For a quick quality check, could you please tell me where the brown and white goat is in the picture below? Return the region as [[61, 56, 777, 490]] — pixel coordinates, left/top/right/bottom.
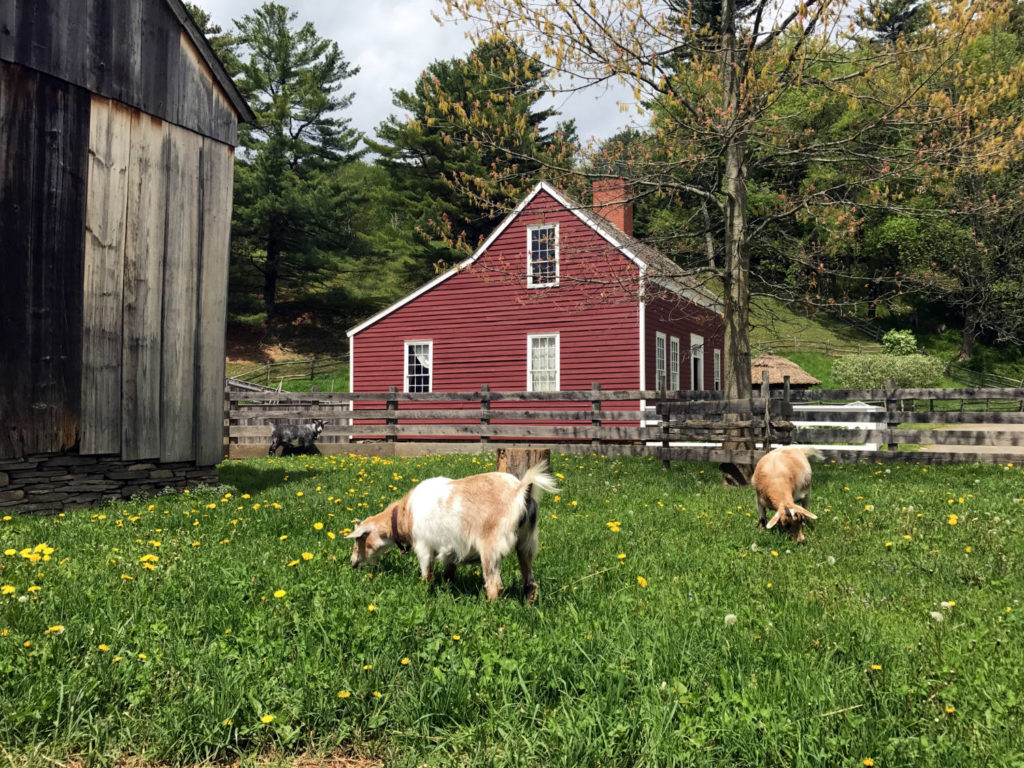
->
[[752, 446, 822, 543], [346, 462, 558, 602]]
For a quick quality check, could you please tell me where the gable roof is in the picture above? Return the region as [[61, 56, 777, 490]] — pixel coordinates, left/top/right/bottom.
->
[[171, 0, 256, 123], [347, 180, 722, 338]]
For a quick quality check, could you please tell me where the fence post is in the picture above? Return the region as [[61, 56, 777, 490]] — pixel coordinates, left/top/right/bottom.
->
[[310, 353, 317, 381], [591, 382, 602, 451], [761, 370, 772, 450], [661, 386, 671, 470], [386, 385, 398, 443], [480, 384, 490, 447], [781, 374, 792, 445], [885, 378, 897, 451]]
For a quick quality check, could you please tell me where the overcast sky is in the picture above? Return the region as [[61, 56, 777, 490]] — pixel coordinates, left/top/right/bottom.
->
[[195, 0, 640, 147]]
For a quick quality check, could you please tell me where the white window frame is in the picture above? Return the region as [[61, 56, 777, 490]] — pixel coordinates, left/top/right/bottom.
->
[[526, 223, 559, 288], [669, 336, 680, 391], [655, 332, 667, 391], [527, 333, 560, 392], [713, 348, 722, 391], [690, 333, 705, 391], [403, 340, 433, 393]]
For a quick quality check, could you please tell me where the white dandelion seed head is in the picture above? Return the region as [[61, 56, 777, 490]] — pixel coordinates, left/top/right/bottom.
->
[[724, 614, 738, 626], [907, 505, 915, 513], [940, 601, 952, 609], [17, 595, 28, 603], [827, 556, 836, 566], [930, 611, 944, 623], [993, 516, 1001, 523], [750, 543, 758, 552]]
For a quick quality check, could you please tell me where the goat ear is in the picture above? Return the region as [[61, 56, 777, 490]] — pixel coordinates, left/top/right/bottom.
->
[[766, 511, 781, 529], [346, 524, 370, 540], [802, 510, 818, 520]]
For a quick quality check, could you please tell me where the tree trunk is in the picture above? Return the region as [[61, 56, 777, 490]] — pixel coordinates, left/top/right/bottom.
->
[[496, 448, 551, 478], [957, 313, 977, 362], [263, 235, 280, 320], [717, 0, 756, 486]]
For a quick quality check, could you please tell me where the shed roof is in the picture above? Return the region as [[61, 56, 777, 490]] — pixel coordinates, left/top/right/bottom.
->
[[347, 180, 722, 338], [751, 353, 822, 386]]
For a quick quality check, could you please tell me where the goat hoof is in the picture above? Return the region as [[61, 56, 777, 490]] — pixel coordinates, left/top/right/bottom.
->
[[524, 583, 538, 604]]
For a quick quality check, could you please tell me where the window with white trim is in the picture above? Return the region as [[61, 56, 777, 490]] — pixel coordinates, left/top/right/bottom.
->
[[669, 336, 680, 390], [404, 340, 432, 393], [690, 333, 704, 391], [527, 333, 559, 391], [655, 332, 667, 391], [527, 224, 559, 287], [713, 349, 722, 391]]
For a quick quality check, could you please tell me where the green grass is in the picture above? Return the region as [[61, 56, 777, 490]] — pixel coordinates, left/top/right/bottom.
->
[[4, 454, 1022, 767]]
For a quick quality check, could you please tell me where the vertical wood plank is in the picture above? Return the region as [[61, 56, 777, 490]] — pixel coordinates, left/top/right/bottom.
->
[[0, 61, 89, 458], [195, 137, 234, 466], [160, 123, 202, 462], [0, 0, 14, 61], [81, 95, 131, 455], [121, 111, 166, 460]]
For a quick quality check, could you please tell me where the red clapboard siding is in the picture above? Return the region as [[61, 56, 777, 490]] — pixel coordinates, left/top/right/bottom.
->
[[645, 293, 724, 391], [352, 189, 642, 400]]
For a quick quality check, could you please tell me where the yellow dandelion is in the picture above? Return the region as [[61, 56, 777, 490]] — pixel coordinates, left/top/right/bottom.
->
[[1, 585, 14, 595], [401, 657, 411, 665], [260, 714, 274, 724], [617, 553, 626, 560], [137, 653, 147, 659], [338, 690, 351, 698], [452, 634, 461, 641], [273, 589, 286, 599], [771, 550, 779, 557], [362, 664, 373, 670], [279, 535, 288, 541], [27, 585, 41, 592], [313, 522, 324, 530], [368, 604, 377, 612], [296, 491, 304, 497], [871, 664, 882, 671], [3, 549, 15, 556], [637, 576, 648, 588], [863, 760, 875, 767], [766, 582, 772, 589], [45, 625, 65, 634], [373, 691, 382, 698], [98, 644, 110, 652]]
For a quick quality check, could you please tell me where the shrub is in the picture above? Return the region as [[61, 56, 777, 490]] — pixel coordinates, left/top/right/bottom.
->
[[882, 329, 919, 356], [833, 353, 945, 388]]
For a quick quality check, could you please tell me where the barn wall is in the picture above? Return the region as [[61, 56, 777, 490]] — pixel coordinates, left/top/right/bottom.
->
[[0, 0, 238, 144], [78, 94, 235, 466], [351, 190, 643, 400], [644, 293, 724, 391], [0, 61, 90, 459]]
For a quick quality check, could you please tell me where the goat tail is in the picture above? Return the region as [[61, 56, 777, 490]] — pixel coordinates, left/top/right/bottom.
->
[[503, 461, 559, 539], [793, 445, 823, 462]]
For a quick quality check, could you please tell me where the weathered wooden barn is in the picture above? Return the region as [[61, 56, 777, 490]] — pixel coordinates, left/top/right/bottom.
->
[[347, 180, 724, 404], [0, 0, 253, 512]]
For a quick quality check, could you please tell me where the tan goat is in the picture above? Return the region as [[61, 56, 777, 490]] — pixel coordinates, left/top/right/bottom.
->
[[752, 446, 822, 543]]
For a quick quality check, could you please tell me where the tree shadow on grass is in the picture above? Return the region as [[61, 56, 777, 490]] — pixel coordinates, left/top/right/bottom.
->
[[217, 462, 316, 494]]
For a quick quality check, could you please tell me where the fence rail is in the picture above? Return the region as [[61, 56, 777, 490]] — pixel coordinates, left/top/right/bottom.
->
[[227, 380, 1024, 465], [229, 355, 348, 387]]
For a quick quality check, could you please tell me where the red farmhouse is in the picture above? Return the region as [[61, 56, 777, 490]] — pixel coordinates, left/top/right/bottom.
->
[[347, 180, 724, 398]]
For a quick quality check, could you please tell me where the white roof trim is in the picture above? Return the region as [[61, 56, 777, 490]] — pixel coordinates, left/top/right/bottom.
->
[[346, 180, 718, 337]]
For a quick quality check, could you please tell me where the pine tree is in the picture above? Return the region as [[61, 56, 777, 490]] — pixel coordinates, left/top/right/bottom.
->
[[231, 2, 362, 320]]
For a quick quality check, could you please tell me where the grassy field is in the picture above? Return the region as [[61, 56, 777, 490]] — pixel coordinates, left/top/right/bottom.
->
[[3, 453, 1022, 767]]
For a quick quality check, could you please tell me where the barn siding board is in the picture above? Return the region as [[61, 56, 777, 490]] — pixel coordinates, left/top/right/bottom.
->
[[1, 0, 241, 145], [194, 137, 233, 466], [159, 124, 202, 462], [121, 111, 166, 460], [81, 95, 132, 455], [0, 62, 89, 458]]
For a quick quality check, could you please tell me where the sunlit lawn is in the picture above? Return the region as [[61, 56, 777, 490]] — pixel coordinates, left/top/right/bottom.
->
[[1, 453, 1022, 767]]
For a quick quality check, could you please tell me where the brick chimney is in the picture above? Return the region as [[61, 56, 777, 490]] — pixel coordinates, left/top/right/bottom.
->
[[592, 178, 634, 236]]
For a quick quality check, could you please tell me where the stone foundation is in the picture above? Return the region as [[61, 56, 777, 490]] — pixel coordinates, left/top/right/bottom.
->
[[0, 453, 218, 515]]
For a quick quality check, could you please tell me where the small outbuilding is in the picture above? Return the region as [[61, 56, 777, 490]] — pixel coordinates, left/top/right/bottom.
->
[[751, 353, 822, 390], [0, 0, 253, 513]]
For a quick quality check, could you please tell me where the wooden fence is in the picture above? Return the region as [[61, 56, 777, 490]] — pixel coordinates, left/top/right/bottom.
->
[[227, 380, 1024, 465]]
